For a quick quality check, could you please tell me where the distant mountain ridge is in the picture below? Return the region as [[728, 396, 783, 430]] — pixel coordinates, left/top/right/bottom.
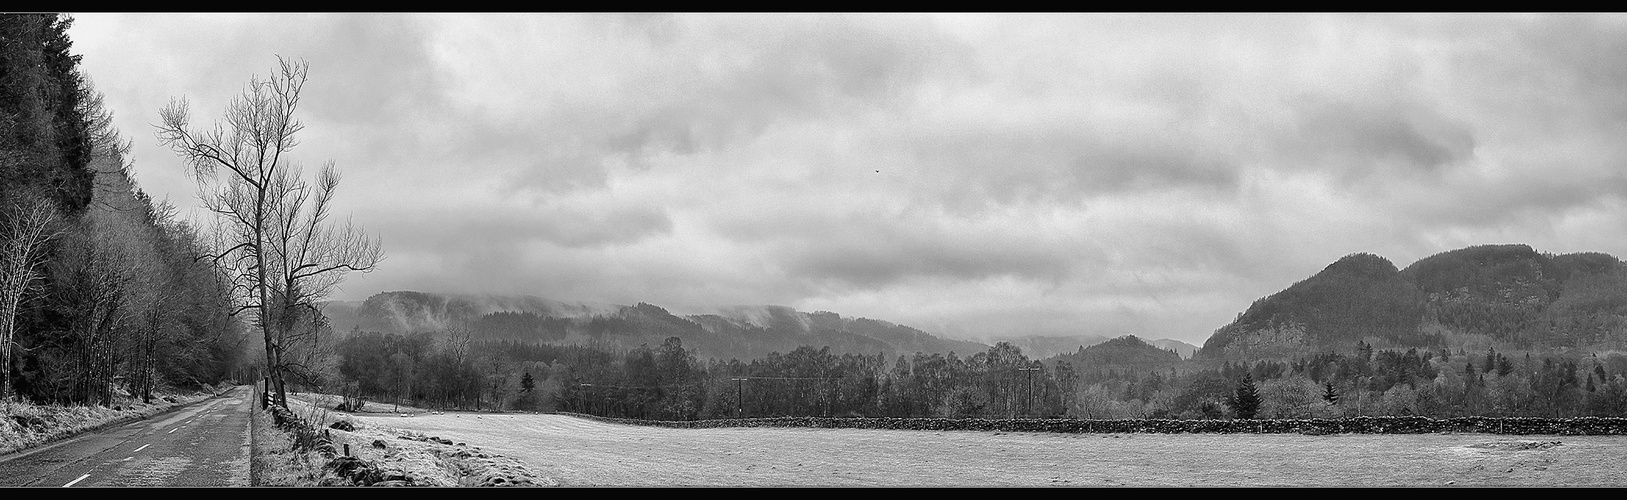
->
[[1198, 244, 1627, 360], [320, 292, 990, 361], [993, 335, 1198, 361]]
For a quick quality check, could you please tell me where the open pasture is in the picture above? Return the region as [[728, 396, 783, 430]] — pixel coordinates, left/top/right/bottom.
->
[[348, 413, 1627, 487]]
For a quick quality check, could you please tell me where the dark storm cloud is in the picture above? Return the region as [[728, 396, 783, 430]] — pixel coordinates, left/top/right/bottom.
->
[[1283, 99, 1476, 179]]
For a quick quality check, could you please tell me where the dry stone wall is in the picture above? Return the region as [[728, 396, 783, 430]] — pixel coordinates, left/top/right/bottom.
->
[[557, 413, 1627, 435]]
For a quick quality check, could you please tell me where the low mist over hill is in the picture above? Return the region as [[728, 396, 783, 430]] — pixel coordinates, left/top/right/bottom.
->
[[1199, 244, 1627, 360], [320, 292, 989, 361], [324, 243, 1627, 366]]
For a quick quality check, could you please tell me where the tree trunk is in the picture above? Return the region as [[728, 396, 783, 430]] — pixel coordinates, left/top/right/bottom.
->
[[0, 293, 14, 402]]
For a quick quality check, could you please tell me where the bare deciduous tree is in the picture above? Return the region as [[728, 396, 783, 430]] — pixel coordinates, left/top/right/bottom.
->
[[0, 197, 63, 401], [157, 56, 381, 409], [263, 161, 381, 406]]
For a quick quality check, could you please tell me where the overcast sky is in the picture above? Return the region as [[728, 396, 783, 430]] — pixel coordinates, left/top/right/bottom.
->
[[65, 13, 1627, 345]]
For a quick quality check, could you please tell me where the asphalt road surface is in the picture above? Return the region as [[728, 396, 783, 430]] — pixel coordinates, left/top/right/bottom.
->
[[0, 386, 252, 487]]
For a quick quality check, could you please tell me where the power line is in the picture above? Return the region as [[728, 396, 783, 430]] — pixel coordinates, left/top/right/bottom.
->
[[1017, 365, 1042, 417]]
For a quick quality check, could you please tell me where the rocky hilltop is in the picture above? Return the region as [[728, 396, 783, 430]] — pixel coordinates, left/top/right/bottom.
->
[[1198, 244, 1627, 360]]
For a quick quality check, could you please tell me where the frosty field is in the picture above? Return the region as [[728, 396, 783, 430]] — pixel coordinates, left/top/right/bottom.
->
[[347, 412, 1627, 487]]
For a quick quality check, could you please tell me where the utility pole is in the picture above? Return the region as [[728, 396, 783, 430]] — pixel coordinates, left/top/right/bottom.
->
[[1018, 365, 1041, 417], [731, 377, 747, 418], [833, 378, 841, 417]]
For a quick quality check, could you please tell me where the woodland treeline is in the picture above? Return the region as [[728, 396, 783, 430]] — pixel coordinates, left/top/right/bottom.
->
[[1070, 341, 1627, 420], [323, 332, 1076, 419], [306, 327, 1627, 421], [0, 14, 247, 405]]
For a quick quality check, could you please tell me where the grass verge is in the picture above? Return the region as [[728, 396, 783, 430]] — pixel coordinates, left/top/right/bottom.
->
[[250, 396, 324, 485]]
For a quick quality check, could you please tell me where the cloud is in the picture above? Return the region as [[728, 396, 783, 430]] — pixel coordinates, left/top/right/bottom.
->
[[1281, 98, 1476, 180], [63, 14, 1627, 346], [774, 211, 1085, 289]]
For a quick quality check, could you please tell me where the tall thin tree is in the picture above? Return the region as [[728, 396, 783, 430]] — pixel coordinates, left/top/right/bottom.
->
[[0, 197, 62, 401], [157, 56, 380, 408]]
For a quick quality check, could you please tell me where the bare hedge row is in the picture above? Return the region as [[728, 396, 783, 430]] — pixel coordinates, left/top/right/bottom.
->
[[266, 404, 328, 450], [264, 403, 400, 485], [556, 413, 1627, 435]]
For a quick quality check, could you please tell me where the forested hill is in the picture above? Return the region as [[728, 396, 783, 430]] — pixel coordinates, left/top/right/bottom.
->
[[985, 334, 1197, 361], [1046, 335, 1183, 371], [1198, 244, 1627, 360], [320, 291, 990, 361]]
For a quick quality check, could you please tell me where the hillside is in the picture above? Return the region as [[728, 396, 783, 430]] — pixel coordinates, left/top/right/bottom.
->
[[1047, 335, 1183, 371], [987, 335, 1197, 361], [1146, 339, 1200, 359], [993, 335, 1111, 360], [319, 292, 989, 361], [1198, 244, 1627, 360]]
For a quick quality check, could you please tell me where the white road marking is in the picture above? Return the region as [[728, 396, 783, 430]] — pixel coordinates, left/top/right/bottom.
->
[[167, 428, 177, 434], [63, 473, 90, 487], [122, 456, 133, 462], [134, 444, 150, 452]]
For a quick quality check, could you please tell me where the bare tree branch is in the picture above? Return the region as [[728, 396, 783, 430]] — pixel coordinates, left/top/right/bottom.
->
[[156, 56, 379, 409]]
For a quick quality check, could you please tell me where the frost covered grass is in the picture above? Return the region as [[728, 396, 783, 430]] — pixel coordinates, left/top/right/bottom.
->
[[250, 400, 333, 487], [355, 412, 1627, 486], [283, 392, 552, 486], [0, 385, 226, 457]]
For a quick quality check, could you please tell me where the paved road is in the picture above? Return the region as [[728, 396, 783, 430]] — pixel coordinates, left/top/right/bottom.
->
[[0, 386, 253, 487]]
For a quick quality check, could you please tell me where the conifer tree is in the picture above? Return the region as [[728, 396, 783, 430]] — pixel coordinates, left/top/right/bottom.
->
[[1321, 381, 1339, 405], [1228, 373, 1262, 419]]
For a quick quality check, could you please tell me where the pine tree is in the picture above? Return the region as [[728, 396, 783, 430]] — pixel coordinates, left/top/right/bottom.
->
[[521, 372, 535, 393], [1228, 373, 1262, 419], [1322, 381, 1339, 405]]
